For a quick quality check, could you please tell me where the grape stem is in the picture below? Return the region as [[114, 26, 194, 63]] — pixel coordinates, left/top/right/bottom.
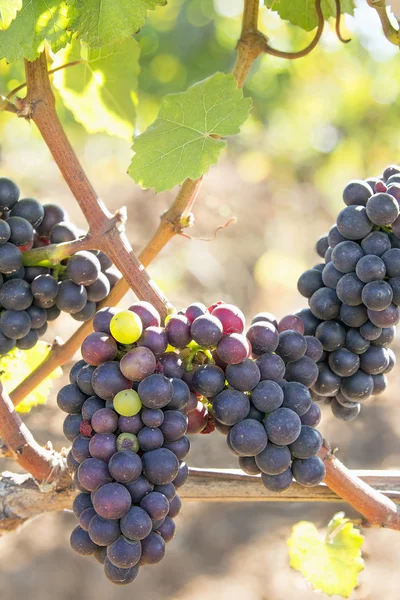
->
[[21, 209, 127, 266], [22, 236, 97, 266], [1, 463, 400, 535]]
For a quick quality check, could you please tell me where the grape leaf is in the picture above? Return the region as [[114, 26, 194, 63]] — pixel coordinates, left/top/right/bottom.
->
[[288, 512, 364, 597], [0, 0, 70, 62], [0, 342, 62, 413], [52, 38, 140, 139], [265, 1, 355, 32], [67, 0, 167, 48], [129, 73, 252, 192], [0, 0, 22, 30]]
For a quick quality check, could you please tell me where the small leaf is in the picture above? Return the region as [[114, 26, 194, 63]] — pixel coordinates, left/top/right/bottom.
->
[[53, 38, 140, 139], [129, 73, 252, 192], [0, 0, 70, 62], [288, 512, 364, 597], [67, 0, 167, 48], [265, 0, 355, 32], [0, 0, 22, 30], [0, 342, 62, 413]]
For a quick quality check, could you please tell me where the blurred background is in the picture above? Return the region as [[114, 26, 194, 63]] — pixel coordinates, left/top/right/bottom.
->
[[0, 0, 400, 598]]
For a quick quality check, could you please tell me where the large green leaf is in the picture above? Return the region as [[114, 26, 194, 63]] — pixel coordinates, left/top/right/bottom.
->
[[53, 38, 140, 139], [288, 512, 364, 597], [67, 0, 167, 48], [129, 73, 252, 192], [0, 342, 62, 414], [265, 0, 355, 32], [0, 0, 70, 62], [0, 0, 22, 30]]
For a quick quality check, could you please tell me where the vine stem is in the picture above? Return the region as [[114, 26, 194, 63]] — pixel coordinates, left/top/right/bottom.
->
[[0, 382, 65, 484], [24, 52, 172, 320], [1, 465, 400, 534], [319, 444, 400, 530]]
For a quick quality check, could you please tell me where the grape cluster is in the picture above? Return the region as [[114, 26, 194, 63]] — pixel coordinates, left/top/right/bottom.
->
[[59, 303, 192, 585], [60, 301, 326, 584], [296, 165, 400, 420], [0, 177, 120, 355], [182, 305, 326, 492]]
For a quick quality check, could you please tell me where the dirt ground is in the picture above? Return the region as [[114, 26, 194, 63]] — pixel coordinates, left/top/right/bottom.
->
[[0, 129, 399, 599]]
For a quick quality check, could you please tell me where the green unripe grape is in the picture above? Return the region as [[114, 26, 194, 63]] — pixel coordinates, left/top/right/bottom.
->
[[110, 310, 143, 344], [113, 389, 142, 416], [116, 433, 139, 453]]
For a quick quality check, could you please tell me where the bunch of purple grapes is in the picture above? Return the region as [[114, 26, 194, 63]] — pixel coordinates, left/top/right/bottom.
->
[[180, 305, 325, 492], [60, 300, 326, 584], [296, 165, 400, 420], [0, 177, 120, 355], [59, 302, 192, 585]]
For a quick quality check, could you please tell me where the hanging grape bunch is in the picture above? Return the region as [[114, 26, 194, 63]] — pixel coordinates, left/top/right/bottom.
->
[[60, 301, 325, 585], [296, 165, 400, 421], [183, 306, 325, 491], [0, 177, 121, 355]]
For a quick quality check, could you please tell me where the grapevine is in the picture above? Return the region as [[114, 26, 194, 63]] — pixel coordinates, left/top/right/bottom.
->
[[0, 0, 399, 596]]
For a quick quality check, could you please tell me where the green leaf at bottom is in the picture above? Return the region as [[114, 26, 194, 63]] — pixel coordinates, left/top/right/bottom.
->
[[288, 512, 364, 597]]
